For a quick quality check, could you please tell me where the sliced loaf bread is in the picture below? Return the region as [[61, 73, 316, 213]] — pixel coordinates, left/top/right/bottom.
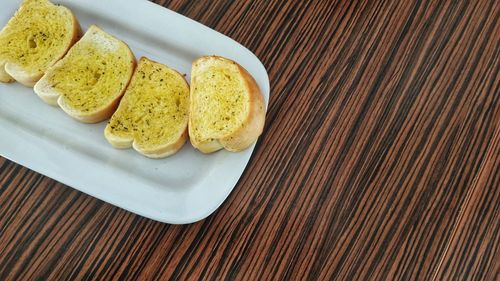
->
[[105, 57, 189, 158], [189, 56, 266, 153], [34, 25, 135, 123], [0, 0, 80, 86]]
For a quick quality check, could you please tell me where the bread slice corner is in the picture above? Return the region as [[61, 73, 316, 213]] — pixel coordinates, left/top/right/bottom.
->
[[104, 57, 190, 158], [0, 0, 81, 87], [189, 56, 266, 153]]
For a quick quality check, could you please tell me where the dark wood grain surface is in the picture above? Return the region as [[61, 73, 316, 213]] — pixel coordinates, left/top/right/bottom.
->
[[1, 0, 499, 280]]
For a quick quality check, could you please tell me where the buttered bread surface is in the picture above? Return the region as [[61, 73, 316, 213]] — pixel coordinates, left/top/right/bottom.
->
[[0, 0, 79, 86], [190, 56, 266, 153], [105, 57, 189, 158], [34, 25, 135, 123]]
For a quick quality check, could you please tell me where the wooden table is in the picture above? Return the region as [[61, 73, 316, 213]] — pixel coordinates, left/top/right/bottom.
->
[[1, 0, 498, 280]]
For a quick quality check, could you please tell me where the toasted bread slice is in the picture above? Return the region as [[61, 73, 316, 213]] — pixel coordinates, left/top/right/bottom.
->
[[104, 57, 189, 158], [0, 0, 80, 86], [34, 25, 135, 123], [189, 56, 266, 153]]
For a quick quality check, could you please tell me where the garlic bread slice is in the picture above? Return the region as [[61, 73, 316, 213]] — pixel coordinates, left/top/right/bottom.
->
[[0, 0, 80, 86], [34, 25, 135, 123], [105, 57, 189, 158], [189, 56, 265, 153]]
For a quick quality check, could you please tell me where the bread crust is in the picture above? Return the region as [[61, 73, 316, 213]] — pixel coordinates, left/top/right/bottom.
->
[[2, 1, 81, 87], [219, 63, 266, 152], [0, 64, 15, 83], [105, 125, 188, 158], [189, 56, 266, 153], [34, 25, 136, 123], [104, 57, 189, 158], [133, 129, 188, 159]]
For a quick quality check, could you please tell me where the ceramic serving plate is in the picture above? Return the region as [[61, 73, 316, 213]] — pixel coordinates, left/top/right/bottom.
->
[[0, 0, 269, 224]]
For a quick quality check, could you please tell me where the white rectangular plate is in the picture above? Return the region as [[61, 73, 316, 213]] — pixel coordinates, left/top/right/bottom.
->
[[0, 0, 269, 224]]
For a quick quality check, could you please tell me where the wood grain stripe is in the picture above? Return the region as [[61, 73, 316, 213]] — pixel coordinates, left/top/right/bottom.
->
[[435, 124, 499, 280]]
